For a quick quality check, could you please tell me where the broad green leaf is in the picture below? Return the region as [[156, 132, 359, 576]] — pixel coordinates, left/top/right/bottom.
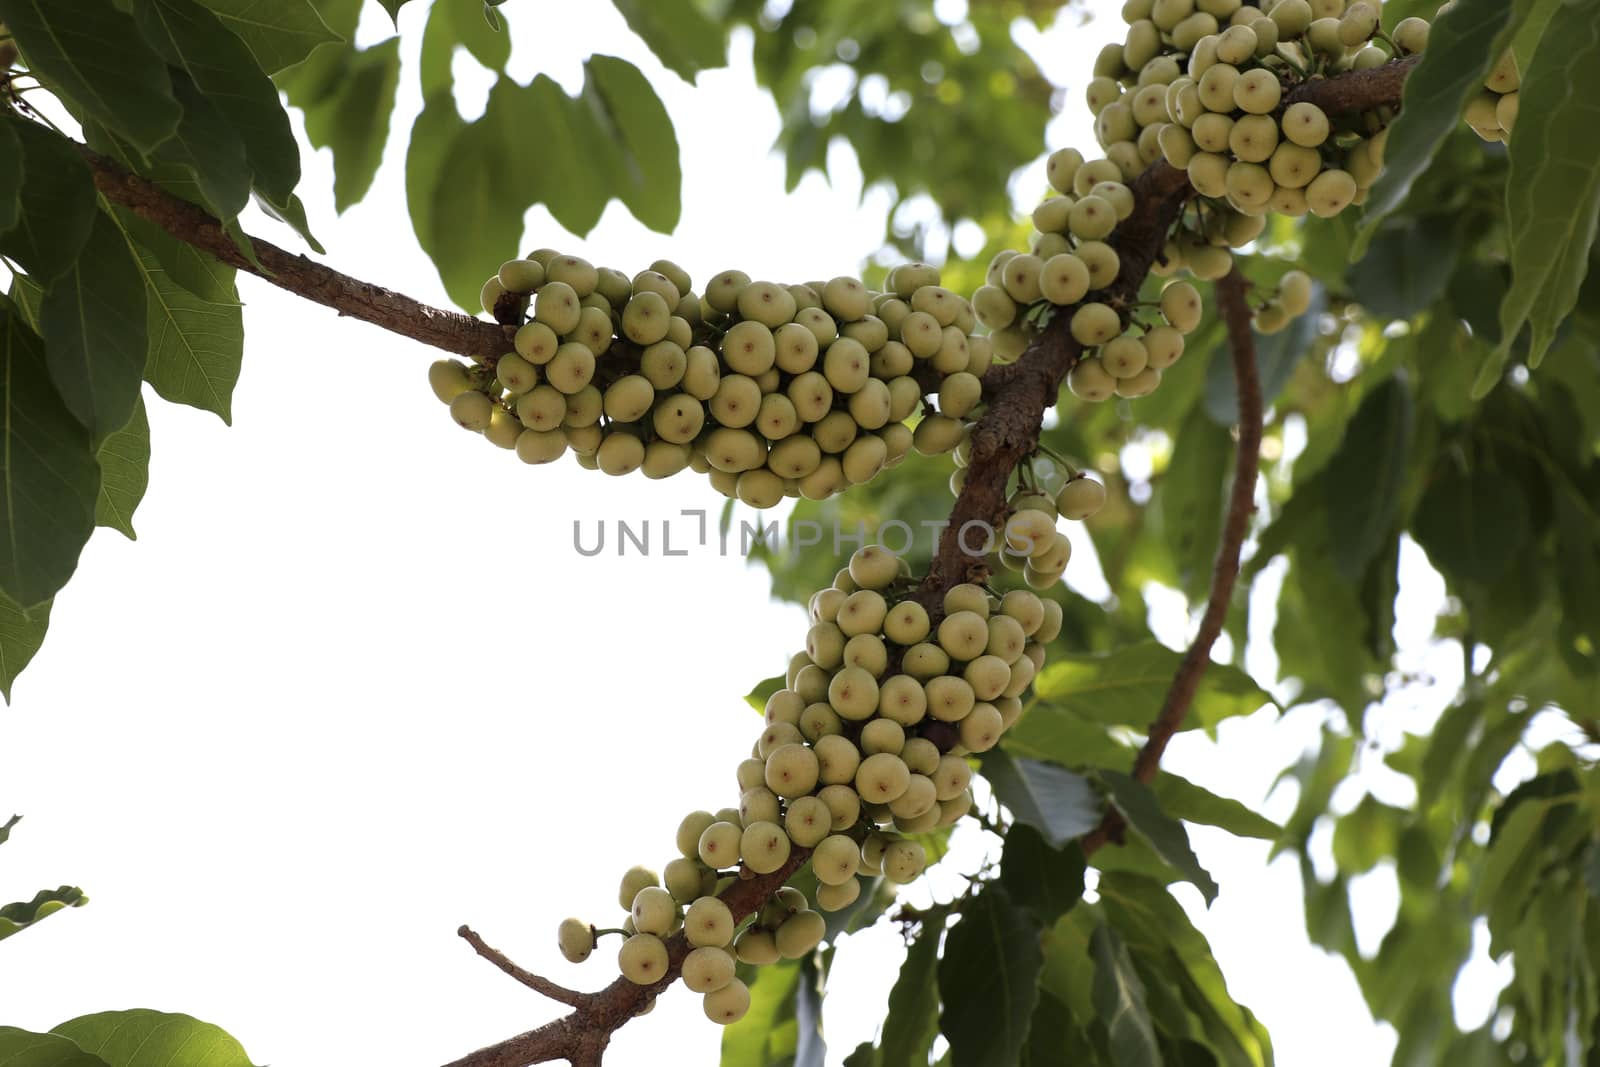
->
[[0, 592, 50, 702], [114, 209, 240, 305], [583, 55, 683, 233], [0, 119, 97, 283], [745, 673, 784, 714], [1000, 704, 1134, 770], [0, 886, 87, 941], [151, 73, 254, 225], [132, 243, 245, 423], [0, 297, 100, 609], [0, 1026, 111, 1067], [95, 397, 150, 540], [517, 75, 617, 236], [1490, 0, 1600, 384], [1150, 773, 1281, 842], [1100, 771, 1218, 905], [0, 813, 16, 845], [0, 122, 20, 233], [302, 38, 402, 213], [880, 910, 946, 1067], [1330, 794, 1405, 874], [1204, 284, 1324, 425], [1412, 465, 1531, 586], [720, 959, 806, 1067], [938, 886, 1042, 1067], [425, 103, 520, 312], [195, 0, 339, 73], [133, 0, 302, 203], [429, 0, 509, 75], [999, 825, 1086, 925], [0, 0, 180, 153], [253, 191, 324, 254], [980, 750, 1101, 848], [406, 93, 468, 270], [417, 2, 457, 98], [1321, 377, 1413, 581], [1158, 404, 1232, 600], [51, 1013, 257, 1067], [610, 0, 728, 82], [376, 0, 413, 24], [1031, 642, 1275, 734], [1090, 924, 1163, 1067], [39, 211, 147, 441], [1361, 0, 1523, 230], [1349, 216, 1464, 322]]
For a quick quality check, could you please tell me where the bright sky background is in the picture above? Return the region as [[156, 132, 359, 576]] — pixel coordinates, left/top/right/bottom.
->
[[2, 2, 1532, 1064]]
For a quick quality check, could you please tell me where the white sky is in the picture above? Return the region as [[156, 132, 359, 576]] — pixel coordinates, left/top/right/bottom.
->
[[1, 2, 1530, 1064]]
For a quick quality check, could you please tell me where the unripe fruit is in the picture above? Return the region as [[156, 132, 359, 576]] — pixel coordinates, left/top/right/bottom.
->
[[1306, 168, 1358, 218], [1393, 16, 1429, 54], [664, 857, 713, 904], [683, 946, 737, 994], [934, 754, 974, 801], [698, 821, 742, 868], [735, 927, 781, 965], [703, 978, 751, 1025], [784, 795, 834, 848], [740, 786, 782, 827], [676, 811, 717, 858], [776, 910, 827, 959], [817, 783, 861, 830], [618, 933, 669, 984], [429, 359, 474, 403], [1070, 302, 1123, 346], [685, 896, 736, 947], [1040, 254, 1092, 306], [450, 391, 493, 432], [1068, 357, 1118, 402], [855, 752, 912, 803], [1233, 68, 1281, 114], [861, 717, 907, 755], [557, 917, 593, 963], [740, 821, 792, 874], [925, 675, 977, 723], [631, 886, 678, 936], [882, 840, 927, 884], [765, 743, 821, 798], [816, 878, 861, 912], [812, 834, 863, 886]]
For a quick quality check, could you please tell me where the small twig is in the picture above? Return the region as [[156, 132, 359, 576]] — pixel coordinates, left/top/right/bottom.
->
[[1081, 265, 1264, 857], [458, 926, 587, 1009]]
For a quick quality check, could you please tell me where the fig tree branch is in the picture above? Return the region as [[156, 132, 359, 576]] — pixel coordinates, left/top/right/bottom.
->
[[76, 146, 514, 360], [1081, 265, 1264, 856]]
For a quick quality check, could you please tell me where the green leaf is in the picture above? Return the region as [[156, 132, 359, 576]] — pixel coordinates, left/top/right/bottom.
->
[[0, 122, 21, 234], [0, 886, 87, 941], [95, 397, 149, 540], [195, 0, 339, 74], [1204, 284, 1323, 425], [0, 1026, 112, 1067], [880, 910, 946, 1067], [376, 0, 412, 24], [720, 959, 806, 1067], [1150, 773, 1282, 842], [51, 1013, 257, 1067], [1360, 0, 1523, 230], [0, 813, 15, 845], [517, 74, 617, 236], [1412, 465, 1531, 586], [1320, 377, 1414, 581], [1000, 704, 1135, 770], [0, 0, 180, 153], [1349, 216, 1465, 322], [39, 211, 148, 441], [610, 0, 728, 82], [1490, 0, 1600, 383], [111, 212, 245, 423], [745, 673, 784, 714], [1100, 771, 1219, 905], [0, 592, 50, 702], [0, 297, 100, 609], [424, 100, 520, 312], [583, 55, 683, 233], [1330, 794, 1405, 874], [301, 38, 403, 213], [429, 0, 509, 74], [405, 92, 468, 272], [151, 73, 255, 225], [1091, 923, 1163, 1067], [133, 0, 302, 203], [938, 886, 1042, 1067], [1158, 404, 1232, 600], [253, 191, 324, 254], [1031, 642, 1275, 734], [999, 825, 1086, 925], [114, 208, 240, 306], [0, 118, 97, 284], [980, 750, 1101, 849]]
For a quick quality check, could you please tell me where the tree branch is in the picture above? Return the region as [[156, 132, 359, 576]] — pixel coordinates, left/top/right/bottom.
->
[[429, 54, 1417, 1067], [1080, 265, 1264, 856], [77, 146, 514, 360], [459, 927, 588, 1008]]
